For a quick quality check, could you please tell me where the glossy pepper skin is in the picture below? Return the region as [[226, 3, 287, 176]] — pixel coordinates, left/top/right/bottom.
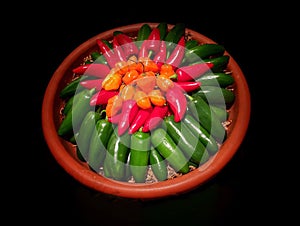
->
[[79, 78, 103, 90], [153, 40, 167, 70], [138, 28, 161, 58], [104, 130, 130, 181], [142, 105, 168, 132], [165, 36, 185, 70], [174, 81, 201, 92], [72, 63, 110, 78], [151, 127, 189, 174], [112, 36, 127, 62], [58, 88, 95, 137], [165, 85, 187, 122], [175, 62, 214, 82], [118, 99, 139, 136], [129, 131, 151, 183], [96, 39, 119, 68], [76, 111, 101, 161], [114, 33, 139, 58], [88, 119, 113, 172], [89, 89, 119, 106], [129, 107, 152, 134]]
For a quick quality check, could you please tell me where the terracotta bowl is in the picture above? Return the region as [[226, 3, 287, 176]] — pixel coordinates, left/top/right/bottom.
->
[[42, 22, 251, 199]]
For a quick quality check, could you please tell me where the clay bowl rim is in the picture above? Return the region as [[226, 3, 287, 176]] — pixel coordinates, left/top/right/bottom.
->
[[42, 22, 251, 200]]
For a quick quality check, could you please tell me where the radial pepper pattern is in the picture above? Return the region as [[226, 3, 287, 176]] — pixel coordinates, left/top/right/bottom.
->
[[57, 23, 235, 183]]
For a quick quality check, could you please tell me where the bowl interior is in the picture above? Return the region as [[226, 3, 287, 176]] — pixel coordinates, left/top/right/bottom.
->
[[42, 22, 251, 199]]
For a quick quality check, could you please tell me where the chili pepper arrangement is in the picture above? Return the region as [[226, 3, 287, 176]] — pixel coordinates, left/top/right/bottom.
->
[[57, 22, 236, 184]]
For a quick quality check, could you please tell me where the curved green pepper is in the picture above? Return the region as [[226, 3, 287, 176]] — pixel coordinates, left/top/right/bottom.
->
[[151, 128, 189, 174], [182, 114, 219, 155], [76, 110, 101, 161], [59, 76, 88, 99], [187, 95, 226, 143], [88, 119, 113, 172], [149, 146, 168, 181], [57, 88, 95, 137], [104, 129, 130, 181], [164, 115, 208, 165]]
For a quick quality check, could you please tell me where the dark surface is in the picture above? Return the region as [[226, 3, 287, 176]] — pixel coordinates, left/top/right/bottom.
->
[[22, 5, 268, 226]]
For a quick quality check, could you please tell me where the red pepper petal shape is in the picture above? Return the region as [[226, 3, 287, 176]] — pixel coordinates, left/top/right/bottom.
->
[[72, 64, 110, 78], [174, 81, 201, 93], [175, 62, 214, 82], [79, 78, 103, 90], [89, 89, 119, 106], [142, 105, 168, 132], [129, 107, 152, 134], [118, 99, 139, 136], [115, 33, 139, 58], [165, 85, 187, 122]]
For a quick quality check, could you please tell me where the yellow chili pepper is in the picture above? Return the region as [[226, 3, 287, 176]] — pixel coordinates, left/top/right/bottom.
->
[[102, 72, 122, 90]]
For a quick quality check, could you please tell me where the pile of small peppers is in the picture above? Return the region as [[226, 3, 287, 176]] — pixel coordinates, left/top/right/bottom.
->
[[71, 27, 213, 137]]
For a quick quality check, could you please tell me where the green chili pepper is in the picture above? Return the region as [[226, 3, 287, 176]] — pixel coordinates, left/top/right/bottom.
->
[[149, 146, 168, 181], [76, 111, 101, 161], [88, 119, 113, 172], [104, 130, 131, 181], [129, 131, 151, 183], [57, 88, 95, 137], [187, 95, 226, 143], [151, 128, 189, 174], [164, 115, 208, 165]]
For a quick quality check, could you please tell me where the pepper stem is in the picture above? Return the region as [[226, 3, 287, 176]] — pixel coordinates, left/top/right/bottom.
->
[[184, 93, 194, 101]]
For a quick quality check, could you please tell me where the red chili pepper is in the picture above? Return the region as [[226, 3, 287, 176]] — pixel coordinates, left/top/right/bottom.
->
[[96, 39, 119, 68], [72, 63, 110, 78], [89, 89, 119, 106], [142, 105, 168, 132], [128, 107, 152, 134], [108, 112, 122, 124], [112, 36, 127, 62], [79, 78, 103, 90], [115, 33, 139, 58], [153, 40, 167, 70], [165, 36, 185, 70], [174, 81, 201, 93], [165, 85, 187, 122], [118, 99, 139, 136], [175, 62, 214, 82], [138, 28, 161, 58]]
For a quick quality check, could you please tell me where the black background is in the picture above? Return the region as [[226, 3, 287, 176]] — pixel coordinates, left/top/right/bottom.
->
[[18, 3, 271, 225]]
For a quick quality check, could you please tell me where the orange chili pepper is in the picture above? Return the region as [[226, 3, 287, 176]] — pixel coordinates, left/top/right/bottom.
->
[[122, 69, 139, 85], [120, 85, 135, 100], [128, 62, 144, 73], [148, 89, 166, 106], [140, 58, 159, 73], [115, 61, 129, 75], [102, 72, 122, 90], [156, 76, 174, 92], [136, 75, 156, 93], [106, 95, 123, 117], [119, 83, 125, 92], [134, 90, 152, 109], [160, 63, 175, 78]]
